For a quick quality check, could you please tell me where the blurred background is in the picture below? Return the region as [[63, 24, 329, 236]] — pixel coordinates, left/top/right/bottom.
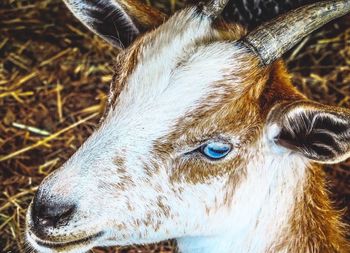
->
[[0, 0, 349, 252]]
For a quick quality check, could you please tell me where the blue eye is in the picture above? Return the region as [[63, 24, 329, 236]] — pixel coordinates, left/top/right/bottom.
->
[[200, 142, 231, 160]]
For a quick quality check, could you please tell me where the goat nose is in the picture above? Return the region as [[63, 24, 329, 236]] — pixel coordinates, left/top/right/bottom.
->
[[32, 199, 76, 228]]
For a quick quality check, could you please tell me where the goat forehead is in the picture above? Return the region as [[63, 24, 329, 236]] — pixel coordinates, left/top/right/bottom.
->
[[109, 9, 249, 104], [105, 43, 251, 146], [95, 9, 258, 155]]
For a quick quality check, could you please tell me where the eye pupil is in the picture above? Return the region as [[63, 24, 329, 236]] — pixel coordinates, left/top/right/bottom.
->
[[201, 142, 231, 160]]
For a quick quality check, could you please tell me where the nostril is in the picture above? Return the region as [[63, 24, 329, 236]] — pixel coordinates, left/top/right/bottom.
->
[[37, 216, 55, 228], [32, 200, 76, 228]]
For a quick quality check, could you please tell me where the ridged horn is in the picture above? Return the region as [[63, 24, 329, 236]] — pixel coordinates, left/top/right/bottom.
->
[[203, 0, 230, 18], [241, 0, 350, 66]]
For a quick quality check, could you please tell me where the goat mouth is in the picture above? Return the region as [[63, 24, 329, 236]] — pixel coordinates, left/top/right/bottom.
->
[[31, 231, 104, 249]]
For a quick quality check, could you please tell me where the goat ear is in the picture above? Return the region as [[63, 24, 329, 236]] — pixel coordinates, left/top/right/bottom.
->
[[266, 101, 350, 164], [63, 0, 167, 48]]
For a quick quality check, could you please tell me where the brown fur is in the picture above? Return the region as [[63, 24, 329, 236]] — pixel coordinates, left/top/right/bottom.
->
[[106, 15, 349, 251], [260, 63, 350, 251], [108, 41, 143, 110], [152, 58, 350, 250], [118, 0, 167, 30], [272, 164, 350, 252]]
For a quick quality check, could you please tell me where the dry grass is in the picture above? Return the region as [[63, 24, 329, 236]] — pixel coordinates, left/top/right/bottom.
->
[[0, 0, 349, 252]]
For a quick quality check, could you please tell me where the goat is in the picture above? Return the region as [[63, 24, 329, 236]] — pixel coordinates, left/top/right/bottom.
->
[[26, 0, 350, 252]]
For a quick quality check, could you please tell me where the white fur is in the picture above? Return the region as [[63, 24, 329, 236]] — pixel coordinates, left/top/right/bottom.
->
[[177, 138, 308, 253]]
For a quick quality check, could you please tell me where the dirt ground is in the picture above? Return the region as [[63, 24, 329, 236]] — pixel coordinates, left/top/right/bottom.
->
[[0, 0, 349, 252]]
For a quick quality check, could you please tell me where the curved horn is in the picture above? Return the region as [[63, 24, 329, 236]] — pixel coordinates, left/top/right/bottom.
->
[[203, 0, 230, 18], [241, 0, 350, 66]]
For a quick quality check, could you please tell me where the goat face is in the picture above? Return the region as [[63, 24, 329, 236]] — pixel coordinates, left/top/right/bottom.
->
[[26, 1, 350, 252]]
